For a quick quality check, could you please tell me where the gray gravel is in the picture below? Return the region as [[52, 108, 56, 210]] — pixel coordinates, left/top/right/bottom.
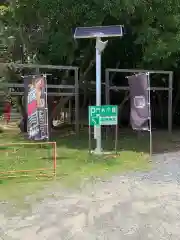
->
[[1, 152, 180, 239]]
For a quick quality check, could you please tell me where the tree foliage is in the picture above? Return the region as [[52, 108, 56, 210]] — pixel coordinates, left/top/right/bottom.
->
[[2, 0, 180, 126], [1, 0, 180, 70]]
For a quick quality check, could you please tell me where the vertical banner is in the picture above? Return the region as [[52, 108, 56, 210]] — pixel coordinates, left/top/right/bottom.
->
[[128, 73, 150, 130], [24, 75, 49, 140]]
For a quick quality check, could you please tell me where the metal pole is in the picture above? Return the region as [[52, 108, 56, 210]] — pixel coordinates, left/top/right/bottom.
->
[[105, 69, 110, 105], [105, 69, 110, 139], [114, 105, 118, 154], [75, 68, 79, 135], [168, 72, 173, 134], [44, 74, 49, 140], [88, 125, 91, 154], [35, 68, 40, 74], [68, 99, 72, 124], [94, 38, 102, 154], [147, 73, 152, 158], [115, 124, 118, 154]]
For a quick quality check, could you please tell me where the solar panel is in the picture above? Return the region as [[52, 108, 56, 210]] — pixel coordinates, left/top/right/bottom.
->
[[74, 25, 124, 39]]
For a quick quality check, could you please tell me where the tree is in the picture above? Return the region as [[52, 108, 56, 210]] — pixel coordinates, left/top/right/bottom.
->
[[1, 0, 180, 126]]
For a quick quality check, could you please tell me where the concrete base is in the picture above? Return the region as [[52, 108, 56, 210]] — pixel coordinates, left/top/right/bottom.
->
[[90, 149, 115, 155]]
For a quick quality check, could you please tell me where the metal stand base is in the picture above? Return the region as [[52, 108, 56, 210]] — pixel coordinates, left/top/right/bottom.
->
[[91, 149, 103, 155], [88, 124, 118, 156], [90, 150, 115, 155]]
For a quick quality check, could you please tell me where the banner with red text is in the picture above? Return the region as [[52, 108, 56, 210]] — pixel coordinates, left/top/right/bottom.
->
[[24, 75, 48, 140]]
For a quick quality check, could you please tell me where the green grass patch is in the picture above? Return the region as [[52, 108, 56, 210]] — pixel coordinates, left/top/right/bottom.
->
[[0, 130, 151, 203]]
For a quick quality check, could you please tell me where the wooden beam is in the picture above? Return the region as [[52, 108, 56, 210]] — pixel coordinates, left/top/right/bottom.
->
[[47, 92, 75, 96], [107, 68, 173, 74], [2, 83, 75, 89], [0, 92, 75, 96], [109, 86, 170, 91], [0, 62, 78, 70]]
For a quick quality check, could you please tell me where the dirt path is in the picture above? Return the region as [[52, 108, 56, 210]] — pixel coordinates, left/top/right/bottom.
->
[[1, 152, 180, 240]]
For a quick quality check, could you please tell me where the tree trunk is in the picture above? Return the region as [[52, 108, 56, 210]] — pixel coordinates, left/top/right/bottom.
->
[[118, 91, 129, 127], [80, 57, 95, 108], [50, 96, 72, 121]]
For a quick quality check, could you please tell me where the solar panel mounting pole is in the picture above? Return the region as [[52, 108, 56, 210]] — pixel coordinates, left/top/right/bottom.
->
[[94, 37, 108, 154], [73, 25, 124, 154]]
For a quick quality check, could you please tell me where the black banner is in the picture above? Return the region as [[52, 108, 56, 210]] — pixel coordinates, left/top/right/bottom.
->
[[24, 75, 49, 140], [128, 73, 150, 130]]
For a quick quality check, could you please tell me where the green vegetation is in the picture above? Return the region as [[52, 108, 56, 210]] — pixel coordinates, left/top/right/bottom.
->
[[1, 0, 180, 128], [1, 0, 180, 206], [1, 0, 180, 68], [0, 130, 150, 202]]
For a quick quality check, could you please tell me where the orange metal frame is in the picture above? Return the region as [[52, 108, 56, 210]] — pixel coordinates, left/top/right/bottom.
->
[[0, 142, 57, 178]]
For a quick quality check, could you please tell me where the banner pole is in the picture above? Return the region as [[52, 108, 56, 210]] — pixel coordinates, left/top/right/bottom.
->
[[115, 124, 118, 154], [94, 37, 102, 154], [44, 74, 49, 141], [88, 125, 91, 154], [147, 72, 152, 158]]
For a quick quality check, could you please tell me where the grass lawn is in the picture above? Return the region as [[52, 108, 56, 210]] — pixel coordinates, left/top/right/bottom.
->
[[0, 128, 153, 203]]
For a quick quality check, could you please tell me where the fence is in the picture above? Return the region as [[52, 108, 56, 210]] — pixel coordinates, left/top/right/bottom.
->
[[105, 68, 173, 134], [0, 141, 56, 179]]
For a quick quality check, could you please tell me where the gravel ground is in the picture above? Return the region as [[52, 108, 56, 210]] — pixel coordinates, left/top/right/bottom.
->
[[1, 152, 180, 240]]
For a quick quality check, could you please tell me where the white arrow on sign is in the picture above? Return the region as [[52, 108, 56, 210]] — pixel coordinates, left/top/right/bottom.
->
[[92, 118, 97, 125]]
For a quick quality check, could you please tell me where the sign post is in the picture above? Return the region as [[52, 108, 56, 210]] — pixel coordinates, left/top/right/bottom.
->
[[95, 38, 102, 153], [88, 105, 118, 154], [74, 25, 123, 154]]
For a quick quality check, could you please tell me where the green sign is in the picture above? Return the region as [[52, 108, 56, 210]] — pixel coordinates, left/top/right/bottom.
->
[[89, 105, 118, 126]]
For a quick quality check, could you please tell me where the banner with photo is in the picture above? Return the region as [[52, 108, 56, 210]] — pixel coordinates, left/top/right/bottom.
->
[[128, 73, 150, 130], [24, 75, 49, 140]]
